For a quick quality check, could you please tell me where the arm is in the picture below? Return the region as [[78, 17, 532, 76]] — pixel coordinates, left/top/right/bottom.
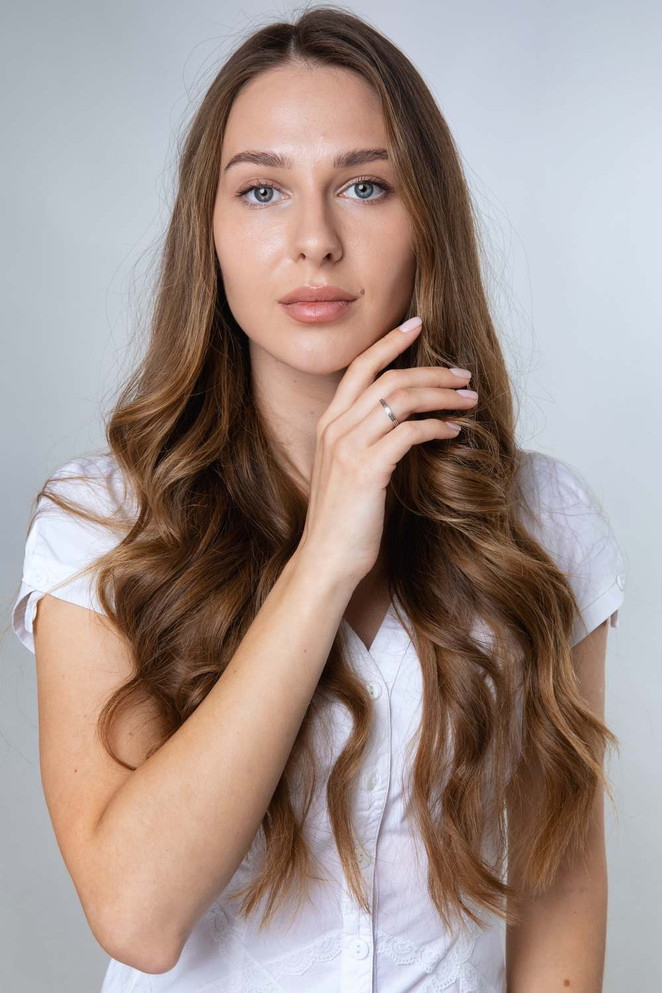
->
[[34, 546, 357, 974], [506, 617, 611, 992]]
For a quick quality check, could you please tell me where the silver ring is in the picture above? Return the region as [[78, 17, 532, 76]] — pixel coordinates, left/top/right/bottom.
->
[[379, 397, 399, 427]]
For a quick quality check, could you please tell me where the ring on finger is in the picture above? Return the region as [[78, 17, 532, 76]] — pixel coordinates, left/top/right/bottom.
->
[[378, 397, 400, 427]]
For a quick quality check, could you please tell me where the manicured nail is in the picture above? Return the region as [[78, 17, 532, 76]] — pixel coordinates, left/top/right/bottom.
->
[[449, 367, 471, 377], [399, 316, 422, 332], [457, 389, 478, 398]]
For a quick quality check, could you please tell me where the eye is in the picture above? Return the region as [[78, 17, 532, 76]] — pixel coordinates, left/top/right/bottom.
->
[[235, 182, 285, 207], [342, 176, 393, 204], [234, 176, 394, 209]]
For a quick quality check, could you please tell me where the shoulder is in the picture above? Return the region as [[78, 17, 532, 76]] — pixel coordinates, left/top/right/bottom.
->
[[517, 448, 598, 512], [515, 449, 627, 646], [12, 451, 137, 654], [28, 451, 136, 566], [39, 451, 134, 516], [515, 448, 621, 558]]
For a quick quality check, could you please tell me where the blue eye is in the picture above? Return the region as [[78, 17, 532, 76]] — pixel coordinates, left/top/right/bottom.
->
[[234, 176, 393, 208], [237, 184, 284, 206], [343, 179, 391, 202]]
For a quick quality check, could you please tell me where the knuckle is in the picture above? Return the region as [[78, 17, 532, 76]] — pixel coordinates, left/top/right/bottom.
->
[[398, 418, 416, 439], [379, 368, 399, 390], [319, 418, 339, 444], [386, 386, 410, 410]]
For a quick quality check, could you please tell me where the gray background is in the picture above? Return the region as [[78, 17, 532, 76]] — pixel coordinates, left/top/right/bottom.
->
[[1, 1, 659, 990]]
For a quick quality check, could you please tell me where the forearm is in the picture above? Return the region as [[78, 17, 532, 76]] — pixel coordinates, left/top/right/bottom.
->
[[91, 546, 355, 969], [506, 850, 608, 992]]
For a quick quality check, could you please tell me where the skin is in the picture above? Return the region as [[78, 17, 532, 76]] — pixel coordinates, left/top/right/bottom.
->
[[507, 617, 610, 991], [213, 60, 416, 491]]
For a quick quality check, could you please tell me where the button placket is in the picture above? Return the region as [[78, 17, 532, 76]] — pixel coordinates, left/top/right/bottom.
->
[[340, 887, 374, 992], [340, 661, 391, 993]]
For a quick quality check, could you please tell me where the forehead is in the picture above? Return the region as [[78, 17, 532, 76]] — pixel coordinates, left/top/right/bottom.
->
[[221, 63, 387, 164]]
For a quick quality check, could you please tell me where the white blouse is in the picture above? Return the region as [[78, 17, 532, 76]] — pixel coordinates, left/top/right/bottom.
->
[[12, 449, 627, 993]]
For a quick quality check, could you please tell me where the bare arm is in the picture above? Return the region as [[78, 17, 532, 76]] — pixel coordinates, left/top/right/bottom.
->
[[35, 547, 356, 974], [506, 618, 610, 992], [34, 320, 474, 974]]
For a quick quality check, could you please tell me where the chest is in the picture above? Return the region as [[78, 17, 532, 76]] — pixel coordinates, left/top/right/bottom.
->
[[342, 580, 392, 655]]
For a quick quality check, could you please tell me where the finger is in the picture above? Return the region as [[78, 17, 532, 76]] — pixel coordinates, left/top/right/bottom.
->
[[369, 416, 462, 476], [346, 386, 478, 449], [334, 366, 474, 435], [322, 316, 424, 423]]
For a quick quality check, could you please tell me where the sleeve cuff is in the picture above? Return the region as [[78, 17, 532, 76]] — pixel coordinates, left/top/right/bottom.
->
[[570, 575, 626, 647]]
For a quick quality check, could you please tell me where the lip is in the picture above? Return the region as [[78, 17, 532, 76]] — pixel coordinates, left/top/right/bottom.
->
[[278, 284, 358, 304], [279, 299, 355, 324]]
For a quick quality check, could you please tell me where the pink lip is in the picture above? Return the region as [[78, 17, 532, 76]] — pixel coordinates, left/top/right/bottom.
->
[[279, 284, 357, 304], [279, 300, 355, 324]]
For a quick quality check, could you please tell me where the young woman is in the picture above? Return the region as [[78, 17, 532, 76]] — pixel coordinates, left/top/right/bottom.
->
[[11, 7, 626, 992]]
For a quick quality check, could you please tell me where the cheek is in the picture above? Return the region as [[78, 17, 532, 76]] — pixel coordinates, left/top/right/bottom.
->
[[216, 224, 274, 287], [361, 245, 416, 307]]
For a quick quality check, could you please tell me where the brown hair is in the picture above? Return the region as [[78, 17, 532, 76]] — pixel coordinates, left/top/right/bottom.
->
[[16, 3, 618, 936]]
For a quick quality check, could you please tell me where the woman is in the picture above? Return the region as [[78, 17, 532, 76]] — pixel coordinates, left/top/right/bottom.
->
[[11, 6, 626, 991]]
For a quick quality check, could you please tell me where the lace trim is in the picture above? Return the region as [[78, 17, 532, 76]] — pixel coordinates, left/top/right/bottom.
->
[[376, 917, 483, 986], [420, 961, 499, 992], [204, 902, 499, 993], [264, 928, 344, 979], [193, 969, 282, 993], [206, 903, 343, 978]]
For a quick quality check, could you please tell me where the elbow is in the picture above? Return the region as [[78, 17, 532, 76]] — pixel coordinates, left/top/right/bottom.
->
[[69, 834, 186, 973], [77, 854, 186, 974], [100, 930, 183, 975], [94, 911, 184, 975]]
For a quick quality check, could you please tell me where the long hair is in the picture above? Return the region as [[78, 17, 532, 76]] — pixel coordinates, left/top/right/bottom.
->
[[18, 3, 618, 935]]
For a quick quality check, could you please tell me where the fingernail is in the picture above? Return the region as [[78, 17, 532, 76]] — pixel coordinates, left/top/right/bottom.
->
[[449, 367, 471, 378], [399, 316, 422, 332], [457, 389, 478, 398]]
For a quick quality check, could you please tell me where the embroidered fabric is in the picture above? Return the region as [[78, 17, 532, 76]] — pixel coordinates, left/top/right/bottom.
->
[[204, 903, 498, 993]]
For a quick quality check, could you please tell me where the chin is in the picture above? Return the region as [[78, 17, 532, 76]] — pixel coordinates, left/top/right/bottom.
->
[[276, 340, 357, 377]]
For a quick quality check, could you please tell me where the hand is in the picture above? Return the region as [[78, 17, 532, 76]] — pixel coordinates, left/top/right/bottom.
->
[[298, 316, 477, 585]]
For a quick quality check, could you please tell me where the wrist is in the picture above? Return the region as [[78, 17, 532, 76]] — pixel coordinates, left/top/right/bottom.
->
[[287, 542, 360, 602]]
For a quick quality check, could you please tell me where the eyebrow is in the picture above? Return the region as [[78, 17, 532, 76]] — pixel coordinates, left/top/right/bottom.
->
[[223, 147, 390, 173]]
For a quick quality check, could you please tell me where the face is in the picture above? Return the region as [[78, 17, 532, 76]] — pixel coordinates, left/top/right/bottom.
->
[[213, 61, 417, 377]]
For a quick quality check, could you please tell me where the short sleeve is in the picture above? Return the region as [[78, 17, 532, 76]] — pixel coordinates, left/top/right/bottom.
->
[[517, 450, 627, 648], [12, 454, 132, 654]]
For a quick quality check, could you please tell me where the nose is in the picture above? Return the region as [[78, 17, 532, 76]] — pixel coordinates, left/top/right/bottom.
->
[[287, 192, 343, 265]]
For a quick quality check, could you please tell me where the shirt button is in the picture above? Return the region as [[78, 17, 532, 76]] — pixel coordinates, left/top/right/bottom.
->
[[362, 770, 379, 791], [616, 572, 625, 590], [366, 681, 382, 699], [356, 848, 371, 867], [350, 938, 370, 959]]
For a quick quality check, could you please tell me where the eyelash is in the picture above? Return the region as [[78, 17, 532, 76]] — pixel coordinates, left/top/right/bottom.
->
[[234, 175, 394, 208]]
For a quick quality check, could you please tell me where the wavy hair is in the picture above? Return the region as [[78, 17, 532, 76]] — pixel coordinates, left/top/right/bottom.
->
[[18, 3, 618, 935]]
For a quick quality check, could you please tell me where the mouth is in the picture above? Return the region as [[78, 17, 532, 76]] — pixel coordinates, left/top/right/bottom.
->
[[278, 299, 356, 324]]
